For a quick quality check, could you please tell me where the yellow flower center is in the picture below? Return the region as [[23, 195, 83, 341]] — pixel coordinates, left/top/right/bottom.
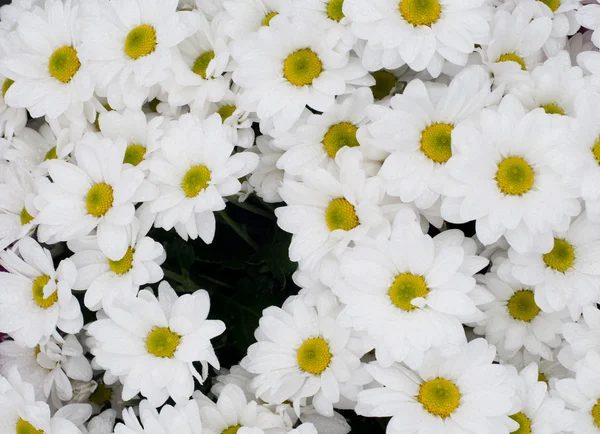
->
[[510, 412, 532, 434], [389, 273, 429, 312], [32, 275, 58, 309], [20, 207, 34, 226], [89, 383, 113, 406], [538, 0, 561, 12], [16, 419, 44, 434], [48, 46, 80, 83], [123, 144, 146, 166], [2, 78, 14, 98], [399, 0, 442, 27], [222, 425, 242, 434], [148, 99, 160, 113], [297, 337, 332, 375], [592, 399, 600, 428], [146, 327, 181, 358], [325, 198, 359, 231], [592, 137, 600, 165], [283, 48, 323, 87], [538, 372, 548, 384], [217, 105, 236, 122], [420, 123, 453, 163], [322, 122, 360, 158], [507, 290, 540, 322], [495, 157, 535, 196], [327, 0, 345, 22], [543, 238, 575, 273], [108, 247, 134, 275], [262, 11, 278, 26], [497, 53, 527, 71], [417, 378, 461, 418], [192, 51, 216, 79], [370, 70, 396, 100], [34, 344, 41, 358], [541, 103, 565, 116], [86, 183, 114, 218], [44, 146, 58, 161], [182, 165, 211, 198], [124, 24, 157, 60]]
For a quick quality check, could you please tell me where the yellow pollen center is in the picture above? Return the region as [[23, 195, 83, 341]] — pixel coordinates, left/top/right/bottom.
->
[[495, 157, 535, 196], [44, 146, 58, 161], [538, 0, 561, 12], [20, 206, 34, 226], [146, 327, 181, 358], [417, 378, 461, 418], [327, 0, 345, 22], [125, 24, 157, 60], [592, 399, 600, 428], [48, 46, 81, 83], [507, 290, 540, 322], [370, 70, 396, 100], [543, 238, 575, 273], [217, 105, 236, 122], [322, 122, 360, 158], [541, 103, 565, 115], [34, 344, 41, 358], [591, 137, 600, 165], [283, 48, 323, 87], [538, 372, 548, 384], [399, 0, 442, 27], [2, 78, 14, 98], [510, 412, 532, 434], [16, 419, 44, 434], [389, 273, 429, 312], [86, 183, 114, 218], [262, 12, 278, 26], [89, 383, 113, 406], [123, 144, 146, 166], [497, 53, 527, 71], [222, 425, 242, 434], [108, 247, 134, 275], [325, 198, 359, 231], [297, 337, 332, 375], [182, 165, 212, 198], [192, 51, 216, 79], [32, 275, 58, 309], [420, 123, 453, 163]]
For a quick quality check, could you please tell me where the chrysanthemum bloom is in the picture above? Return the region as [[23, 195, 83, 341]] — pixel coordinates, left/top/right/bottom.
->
[[559, 305, 600, 371], [87, 282, 225, 406], [0, 237, 82, 347], [1, 0, 94, 120], [0, 69, 26, 140], [115, 399, 203, 434], [342, 0, 492, 77], [441, 95, 581, 254], [222, 0, 294, 41], [356, 339, 521, 434], [333, 208, 490, 369]]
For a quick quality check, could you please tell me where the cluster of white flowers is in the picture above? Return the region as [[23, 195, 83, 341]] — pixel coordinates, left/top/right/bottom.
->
[[3, 0, 600, 433]]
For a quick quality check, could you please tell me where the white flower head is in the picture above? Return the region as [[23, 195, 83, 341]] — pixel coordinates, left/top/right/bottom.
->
[[222, 0, 295, 41], [559, 305, 600, 371], [115, 399, 203, 434]]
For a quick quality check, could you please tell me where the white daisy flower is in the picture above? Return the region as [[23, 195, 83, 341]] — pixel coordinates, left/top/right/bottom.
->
[[115, 399, 202, 434], [559, 305, 600, 371], [276, 88, 381, 177], [498, 212, 600, 319], [503, 348, 573, 387], [241, 296, 363, 416], [194, 384, 290, 434], [87, 281, 226, 407], [475, 271, 567, 361], [231, 16, 372, 132], [222, 0, 295, 41], [1, 0, 94, 120], [0, 334, 92, 406], [4, 125, 71, 174], [98, 109, 164, 170], [69, 216, 165, 311], [0, 368, 87, 434], [361, 65, 492, 211], [78, 0, 198, 110], [343, 0, 492, 77], [555, 350, 600, 433], [275, 147, 389, 274], [0, 70, 27, 140], [356, 339, 521, 434], [0, 237, 82, 347], [35, 133, 157, 260], [333, 208, 491, 369], [441, 94, 581, 254], [212, 365, 256, 403]]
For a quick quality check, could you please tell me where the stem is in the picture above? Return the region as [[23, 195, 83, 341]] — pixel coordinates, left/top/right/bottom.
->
[[218, 211, 260, 252], [163, 269, 194, 291], [196, 274, 235, 290], [227, 196, 276, 220]]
